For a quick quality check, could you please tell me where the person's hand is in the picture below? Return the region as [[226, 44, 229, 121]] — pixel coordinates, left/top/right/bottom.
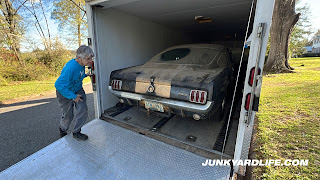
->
[[73, 94, 83, 102]]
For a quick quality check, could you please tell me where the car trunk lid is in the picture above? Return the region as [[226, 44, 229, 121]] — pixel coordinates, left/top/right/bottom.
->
[[110, 65, 225, 101]]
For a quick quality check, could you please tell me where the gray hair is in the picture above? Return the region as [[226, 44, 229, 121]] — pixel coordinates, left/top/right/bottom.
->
[[76, 45, 94, 59]]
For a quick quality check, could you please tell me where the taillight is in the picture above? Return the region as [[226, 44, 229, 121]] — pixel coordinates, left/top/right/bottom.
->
[[249, 67, 261, 86], [189, 90, 207, 104], [111, 80, 122, 90], [245, 93, 259, 111]]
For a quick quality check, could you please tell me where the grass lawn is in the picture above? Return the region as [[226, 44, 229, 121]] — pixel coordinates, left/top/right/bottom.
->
[[253, 57, 320, 179], [0, 76, 91, 104]]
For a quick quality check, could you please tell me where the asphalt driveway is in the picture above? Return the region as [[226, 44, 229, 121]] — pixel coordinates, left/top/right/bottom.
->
[[0, 83, 95, 172]]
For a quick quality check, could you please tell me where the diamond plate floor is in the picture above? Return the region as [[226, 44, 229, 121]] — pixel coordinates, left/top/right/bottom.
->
[[0, 119, 230, 180], [109, 106, 236, 156]]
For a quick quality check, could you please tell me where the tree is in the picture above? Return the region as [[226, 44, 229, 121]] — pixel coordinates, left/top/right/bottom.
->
[[18, 0, 53, 51], [51, 0, 87, 47], [288, 3, 312, 57], [0, 0, 54, 58], [313, 29, 320, 37], [264, 0, 300, 73], [0, 0, 27, 60]]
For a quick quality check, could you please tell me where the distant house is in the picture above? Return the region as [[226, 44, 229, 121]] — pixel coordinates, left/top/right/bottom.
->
[[312, 36, 320, 53], [304, 46, 312, 53]]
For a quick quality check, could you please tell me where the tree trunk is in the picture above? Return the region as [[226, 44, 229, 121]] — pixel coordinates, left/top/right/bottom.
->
[[264, 0, 300, 73], [4, 0, 21, 61], [78, 23, 81, 46], [78, 1, 81, 46], [40, 0, 52, 52]]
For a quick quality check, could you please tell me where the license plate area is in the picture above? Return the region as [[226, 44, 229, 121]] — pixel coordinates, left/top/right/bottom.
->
[[145, 101, 164, 112]]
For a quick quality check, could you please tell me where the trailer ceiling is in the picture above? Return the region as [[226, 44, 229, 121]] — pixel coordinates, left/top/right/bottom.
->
[[91, 0, 254, 33]]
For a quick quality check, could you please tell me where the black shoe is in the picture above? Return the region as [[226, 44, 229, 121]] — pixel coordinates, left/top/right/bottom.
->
[[59, 128, 67, 137], [73, 132, 88, 141]]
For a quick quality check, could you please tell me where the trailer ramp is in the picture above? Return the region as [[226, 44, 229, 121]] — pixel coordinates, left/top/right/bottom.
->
[[0, 119, 230, 179]]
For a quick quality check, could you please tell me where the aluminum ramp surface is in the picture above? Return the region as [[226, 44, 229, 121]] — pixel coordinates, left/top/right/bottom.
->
[[0, 119, 230, 180]]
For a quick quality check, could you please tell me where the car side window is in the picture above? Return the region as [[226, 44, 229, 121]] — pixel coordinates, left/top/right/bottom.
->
[[217, 53, 228, 67]]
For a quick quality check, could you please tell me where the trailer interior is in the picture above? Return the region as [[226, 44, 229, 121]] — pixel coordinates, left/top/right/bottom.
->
[[91, 0, 256, 159]]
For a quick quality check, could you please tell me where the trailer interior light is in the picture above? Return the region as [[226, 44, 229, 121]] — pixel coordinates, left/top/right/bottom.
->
[[194, 16, 213, 23]]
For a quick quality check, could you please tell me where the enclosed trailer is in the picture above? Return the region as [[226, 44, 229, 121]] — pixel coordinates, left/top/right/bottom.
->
[[0, 0, 274, 179]]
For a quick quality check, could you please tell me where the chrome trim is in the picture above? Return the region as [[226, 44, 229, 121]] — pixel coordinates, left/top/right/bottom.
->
[[108, 86, 214, 113]]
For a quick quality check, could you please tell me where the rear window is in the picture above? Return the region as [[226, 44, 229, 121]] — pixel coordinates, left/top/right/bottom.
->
[[160, 48, 190, 61], [149, 47, 220, 65]]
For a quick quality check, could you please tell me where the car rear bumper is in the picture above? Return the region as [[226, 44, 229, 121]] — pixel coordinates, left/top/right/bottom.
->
[[108, 86, 214, 114]]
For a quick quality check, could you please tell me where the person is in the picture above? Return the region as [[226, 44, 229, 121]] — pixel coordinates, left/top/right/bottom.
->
[[55, 45, 94, 141]]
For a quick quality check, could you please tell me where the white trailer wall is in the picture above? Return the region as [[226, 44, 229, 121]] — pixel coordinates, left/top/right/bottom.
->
[[92, 8, 191, 111], [87, 0, 254, 115]]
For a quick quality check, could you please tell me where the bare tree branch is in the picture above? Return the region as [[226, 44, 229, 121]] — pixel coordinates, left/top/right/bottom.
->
[[34, 22, 42, 38], [81, 11, 86, 20], [39, 0, 51, 50], [69, 0, 86, 13], [17, 0, 46, 39], [14, 0, 28, 15], [30, 1, 46, 48]]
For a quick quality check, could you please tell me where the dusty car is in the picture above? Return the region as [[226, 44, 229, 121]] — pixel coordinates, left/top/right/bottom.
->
[[109, 44, 234, 120]]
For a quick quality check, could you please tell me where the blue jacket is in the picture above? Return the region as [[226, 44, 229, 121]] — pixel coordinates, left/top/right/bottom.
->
[[55, 59, 87, 99]]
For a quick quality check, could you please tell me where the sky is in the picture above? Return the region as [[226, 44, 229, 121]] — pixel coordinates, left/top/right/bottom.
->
[[20, 0, 320, 52], [20, 1, 82, 52], [297, 0, 320, 33], [21, 13, 75, 52]]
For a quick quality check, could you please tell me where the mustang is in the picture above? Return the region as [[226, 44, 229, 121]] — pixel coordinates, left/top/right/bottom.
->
[[109, 44, 234, 120]]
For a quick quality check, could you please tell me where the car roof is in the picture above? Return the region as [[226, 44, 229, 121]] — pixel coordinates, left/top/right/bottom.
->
[[163, 44, 226, 51]]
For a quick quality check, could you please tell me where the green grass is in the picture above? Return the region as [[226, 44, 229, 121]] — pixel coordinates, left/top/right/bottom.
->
[[0, 76, 91, 104], [253, 57, 320, 179]]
